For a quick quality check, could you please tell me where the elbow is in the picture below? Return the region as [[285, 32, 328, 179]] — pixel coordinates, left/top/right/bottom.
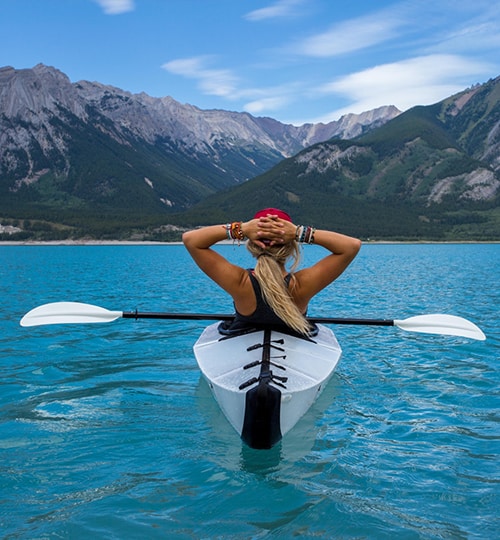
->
[[182, 229, 207, 253], [349, 238, 362, 258], [354, 238, 362, 253], [182, 230, 195, 250]]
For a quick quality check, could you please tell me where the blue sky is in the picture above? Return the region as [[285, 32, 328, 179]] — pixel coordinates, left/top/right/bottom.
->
[[1, 0, 499, 125]]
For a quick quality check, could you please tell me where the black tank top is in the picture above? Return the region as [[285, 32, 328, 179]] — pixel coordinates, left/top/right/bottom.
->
[[218, 270, 292, 335]]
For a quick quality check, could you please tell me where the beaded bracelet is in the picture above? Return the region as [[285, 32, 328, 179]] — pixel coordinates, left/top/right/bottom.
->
[[295, 225, 316, 244], [224, 222, 245, 243]]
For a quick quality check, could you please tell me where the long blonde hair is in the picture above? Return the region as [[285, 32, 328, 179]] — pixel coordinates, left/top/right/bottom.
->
[[246, 240, 311, 335]]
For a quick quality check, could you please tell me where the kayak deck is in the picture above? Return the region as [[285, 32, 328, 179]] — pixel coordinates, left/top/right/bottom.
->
[[193, 322, 342, 448]]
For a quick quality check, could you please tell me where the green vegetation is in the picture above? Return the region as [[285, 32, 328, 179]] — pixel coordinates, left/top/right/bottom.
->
[[1, 77, 499, 241]]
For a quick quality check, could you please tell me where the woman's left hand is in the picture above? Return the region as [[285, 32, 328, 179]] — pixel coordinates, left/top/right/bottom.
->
[[244, 215, 295, 247]]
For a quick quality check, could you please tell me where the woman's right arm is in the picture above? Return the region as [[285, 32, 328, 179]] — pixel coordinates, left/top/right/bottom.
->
[[182, 219, 264, 296]]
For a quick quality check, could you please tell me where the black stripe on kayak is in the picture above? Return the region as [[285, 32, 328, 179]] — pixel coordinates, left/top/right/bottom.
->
[[241, 328, 284, 449]]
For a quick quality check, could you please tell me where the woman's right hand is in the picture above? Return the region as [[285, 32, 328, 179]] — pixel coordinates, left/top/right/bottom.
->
[[244, 215, 294, 247]]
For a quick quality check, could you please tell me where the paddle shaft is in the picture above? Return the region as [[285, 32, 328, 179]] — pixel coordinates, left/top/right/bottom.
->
[[20, 302, 485, 339], [122, 311, 395, 326]]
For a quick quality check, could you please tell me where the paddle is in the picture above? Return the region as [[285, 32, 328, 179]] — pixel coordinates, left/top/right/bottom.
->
[[20, 301, 486, 340]]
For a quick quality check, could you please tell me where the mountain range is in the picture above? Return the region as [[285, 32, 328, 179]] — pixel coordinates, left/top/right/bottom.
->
[[0, 64, 499, 240], [0, 65, 397, 215], [186, 76, 500, 240]]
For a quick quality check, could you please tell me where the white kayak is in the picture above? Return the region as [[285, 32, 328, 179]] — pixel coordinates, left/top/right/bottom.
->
[[193, 322, 342, 449]]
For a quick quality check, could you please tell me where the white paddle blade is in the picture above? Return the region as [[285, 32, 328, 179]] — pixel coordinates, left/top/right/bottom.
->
[[394, 314, 486, 341], [20, 302, 123, 327]]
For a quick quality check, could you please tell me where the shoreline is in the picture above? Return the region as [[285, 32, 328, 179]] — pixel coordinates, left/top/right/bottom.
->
[[0, 240, 183, 246], [0, 239, 498, 246]]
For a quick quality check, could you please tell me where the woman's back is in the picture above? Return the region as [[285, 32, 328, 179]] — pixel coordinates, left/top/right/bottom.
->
[[182, 208, 361, 335]]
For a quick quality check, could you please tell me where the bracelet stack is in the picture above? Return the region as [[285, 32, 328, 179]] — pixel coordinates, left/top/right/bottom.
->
[[295, 225, 316, 244], [224, 222, 245, 243]]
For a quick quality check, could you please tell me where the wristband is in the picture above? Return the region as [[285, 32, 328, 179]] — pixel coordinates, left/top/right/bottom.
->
[[224, 222, 245, 243], [295, 225, 315, 244]]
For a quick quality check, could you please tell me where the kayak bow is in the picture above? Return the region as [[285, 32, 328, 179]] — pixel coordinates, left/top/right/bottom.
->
[[193, 323, 342, 449]]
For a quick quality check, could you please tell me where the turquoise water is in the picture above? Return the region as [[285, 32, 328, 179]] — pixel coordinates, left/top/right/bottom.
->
[[1, 243, 498, 539]]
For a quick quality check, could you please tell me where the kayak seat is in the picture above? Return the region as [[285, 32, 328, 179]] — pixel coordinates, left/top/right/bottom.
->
[[217, 320, 319, 339]]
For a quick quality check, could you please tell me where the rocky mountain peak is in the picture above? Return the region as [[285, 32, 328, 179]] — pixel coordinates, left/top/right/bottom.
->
[[0, 64, 86, 119], [0, 63, 402, 184]]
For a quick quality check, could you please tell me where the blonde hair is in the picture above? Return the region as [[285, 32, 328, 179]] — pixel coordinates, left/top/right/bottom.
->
[[246, 240, 311, 335]]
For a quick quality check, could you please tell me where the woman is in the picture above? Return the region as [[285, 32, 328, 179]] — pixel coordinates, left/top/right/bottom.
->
[[182, 208, 361, 335]]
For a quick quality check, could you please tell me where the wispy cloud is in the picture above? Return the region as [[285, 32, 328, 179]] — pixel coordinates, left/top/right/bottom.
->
[[242, 83, 303, 114], [295, 10, 405, 57], [245, 0, 305, 22], [162, 0, 499, 124], [161, 57, 239, 98], [317, 54, 494, 121], [244, 96, 292, 115], [93, 0, 134, 15], [427, 21, 500, 56], [162, 56, 301, 116]]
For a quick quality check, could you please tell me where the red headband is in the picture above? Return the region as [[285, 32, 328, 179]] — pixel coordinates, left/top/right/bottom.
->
[[254, 208, 292, 222]]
